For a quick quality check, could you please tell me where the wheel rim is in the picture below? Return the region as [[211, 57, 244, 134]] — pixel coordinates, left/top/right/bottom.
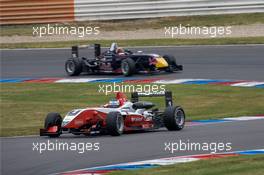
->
[[55, 118, 61, 131], [174, 109, 184, 126], [121, 62, 129, 74], [116, 115, 124, 132], [66, 61, 75, 73]]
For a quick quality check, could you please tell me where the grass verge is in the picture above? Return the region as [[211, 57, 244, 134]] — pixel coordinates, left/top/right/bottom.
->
[[1, 13, 264, 36], [1, 37, 264, 49], [1, 83, 264, 137], [108, 155, 264, 175]]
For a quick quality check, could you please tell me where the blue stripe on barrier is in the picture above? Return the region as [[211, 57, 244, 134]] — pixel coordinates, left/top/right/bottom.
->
[[90, 78, 123, 83], [90, 164, 157, 171], [89, 79, 114, 83], [99, 78, 126, 83], [191, 119, 228, 123], [90, 78, 140, 83], [183, 80, 228, 85], [0, 78, 33, 83], [255, 84, 264, 88], [237, 150, 264, 155]]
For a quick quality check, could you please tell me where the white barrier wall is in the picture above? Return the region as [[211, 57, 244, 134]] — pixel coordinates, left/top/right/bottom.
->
[[1, 0, 264, 24], [74, 0, 264, 21]]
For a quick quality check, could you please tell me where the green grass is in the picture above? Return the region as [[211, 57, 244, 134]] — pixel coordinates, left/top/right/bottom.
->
[[1, 13, 264, 36], [1, 37, 264, 49], [1, 83, 264, 137], [108, 155, 264, 175]]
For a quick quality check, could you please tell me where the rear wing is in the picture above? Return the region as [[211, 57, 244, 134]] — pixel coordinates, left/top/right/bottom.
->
[[131, 91, 173, 107], [71, 43, 101, 58]]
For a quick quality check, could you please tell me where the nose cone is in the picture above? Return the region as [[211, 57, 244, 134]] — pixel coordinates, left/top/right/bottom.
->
[[155, 57, 168, 68]]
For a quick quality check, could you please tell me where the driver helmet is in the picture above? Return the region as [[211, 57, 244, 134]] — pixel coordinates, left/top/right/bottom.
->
[[116, 47, 125, 55], [108, 99, 120, 108]]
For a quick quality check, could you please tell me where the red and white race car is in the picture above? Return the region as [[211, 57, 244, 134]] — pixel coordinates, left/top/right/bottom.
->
[[40, 91, 185, 137]]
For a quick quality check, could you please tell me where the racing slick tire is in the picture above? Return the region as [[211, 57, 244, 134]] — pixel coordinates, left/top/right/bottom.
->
[[121, 58, 136, 76], [44, 112, 62, 138], [163, 106, 185, 131], [163, 55, 179, 72], [106, 112, 124, 136], [65, 58, 83, 76]]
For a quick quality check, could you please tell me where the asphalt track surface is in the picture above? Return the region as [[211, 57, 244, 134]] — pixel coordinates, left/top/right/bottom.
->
[[1, 45, 264, 175], [2, 120, 264, 175], [1, 45, 264, 81]]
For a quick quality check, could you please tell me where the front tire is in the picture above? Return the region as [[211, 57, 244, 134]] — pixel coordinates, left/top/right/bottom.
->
[[163, 106, 185, 131], [44, 112, 62, 138], [106, 112, 124, 136], [121, 58, 136, 76], [65, 58, 83, 76], [163, 55, 177, 73]]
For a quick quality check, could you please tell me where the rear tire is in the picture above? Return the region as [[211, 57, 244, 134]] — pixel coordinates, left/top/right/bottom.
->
[[163, 106, 185, 131], [106, 112, 124, 136], [65, 58, 82, 76], [121, 58, 136, 76], [44, 112, 62, 138]]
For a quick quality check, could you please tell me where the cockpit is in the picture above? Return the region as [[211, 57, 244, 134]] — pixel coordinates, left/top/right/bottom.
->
[[109, 43, 125, 55]]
